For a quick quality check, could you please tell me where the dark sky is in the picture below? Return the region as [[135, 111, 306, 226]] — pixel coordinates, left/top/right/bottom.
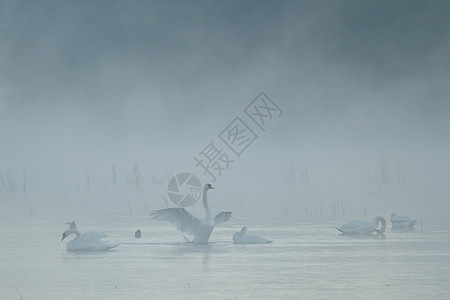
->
[[1, 1, 449, 215]]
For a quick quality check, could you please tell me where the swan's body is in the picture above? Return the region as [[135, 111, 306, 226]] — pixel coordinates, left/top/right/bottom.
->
[[233, 227, 272, 244], [391, 213, 416, 232], [61, 222, 118, 251], [150, 184, 231, 244], [336, 216, 386, 235]]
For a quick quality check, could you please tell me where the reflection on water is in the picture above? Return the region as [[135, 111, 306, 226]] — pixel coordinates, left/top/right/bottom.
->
[[391, 228, 415, 233], [338, 233, 386, 240], [63, 249, 119, 257], [0, 209, 449, 299]]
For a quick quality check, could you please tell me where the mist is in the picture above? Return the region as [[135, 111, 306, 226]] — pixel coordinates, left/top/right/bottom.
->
[[1, 0, 449, 222]]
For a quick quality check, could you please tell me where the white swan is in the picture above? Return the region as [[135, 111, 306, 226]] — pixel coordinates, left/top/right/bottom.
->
[[149, 183, 232, 244], [61, 221, 118, 251], [336, 216, 386, 235], [233, 227, 272, 244], [391, 213, 416, 232]]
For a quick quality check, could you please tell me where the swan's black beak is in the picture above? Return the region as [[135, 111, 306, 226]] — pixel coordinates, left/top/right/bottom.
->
[[61, 235, 66, 241], [210, 185, 214, 189]]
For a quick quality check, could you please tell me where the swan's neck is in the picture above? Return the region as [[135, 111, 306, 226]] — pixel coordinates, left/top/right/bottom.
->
[[373, 216, 386, 234], [203, 189, 212, 220]]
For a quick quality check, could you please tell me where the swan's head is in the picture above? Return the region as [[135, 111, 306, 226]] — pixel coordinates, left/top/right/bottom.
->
[[61, 230, 70, 241], [234, 227, 248, 238], [66, 221, 76, 229], [204, 183, 214, 191]]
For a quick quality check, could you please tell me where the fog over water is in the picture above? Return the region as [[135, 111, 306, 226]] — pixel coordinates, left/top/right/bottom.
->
[[1, 1, 449, 222], [1, 2, 450, 300]]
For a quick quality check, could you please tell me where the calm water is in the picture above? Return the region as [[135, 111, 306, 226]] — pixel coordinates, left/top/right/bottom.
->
[[1, 209, 449, 299]]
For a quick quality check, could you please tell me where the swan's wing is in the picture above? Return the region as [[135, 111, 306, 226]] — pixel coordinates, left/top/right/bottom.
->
[[79, 231, 108, 243], [214, 211, 232, 225], [339, 220, 374, 234], [149, 208, 201, 235], [391, 215, 411, 223], [239, 234, 272, 244], [68, 231, 118, 251]]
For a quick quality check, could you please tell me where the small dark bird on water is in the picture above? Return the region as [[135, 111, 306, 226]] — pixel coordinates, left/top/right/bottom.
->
[[135, 229, 141, 238]]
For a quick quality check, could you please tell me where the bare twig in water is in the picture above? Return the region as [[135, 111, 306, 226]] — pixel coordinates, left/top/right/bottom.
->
[[22, 169, 27, 197], [27, 198, 33, 217], [128, 202, 133, 216], [111, 164, 117, 188], [85, 165, 90, 191], [17, 288, 23, 300], [107, 280, 118, 289]]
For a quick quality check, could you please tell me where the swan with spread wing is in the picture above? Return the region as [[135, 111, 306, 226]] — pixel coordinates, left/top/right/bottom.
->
[[149, 183, 232, 243]]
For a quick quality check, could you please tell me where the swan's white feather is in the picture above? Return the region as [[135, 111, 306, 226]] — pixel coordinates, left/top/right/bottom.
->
[[234, 234, 272, 244], [77, 231, 108, 243], [233, 227, 272, 244], [338, 220, 375, 234], [150, 184, 232, 243], [337, 216, 386, 235], [62, 228, 118, 251], [390, 213, 416, 231], [214, 211, 232, 225], [391, 213, 415, 224], [149, 208, 202, 236]]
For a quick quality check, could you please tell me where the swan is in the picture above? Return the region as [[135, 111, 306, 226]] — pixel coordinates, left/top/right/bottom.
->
[[391, 213, 416, 232], [233, 227, 272, 244], [149, 183, 232, 244], [336, 216, 386, 235], [61, 221, 118, 251]]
